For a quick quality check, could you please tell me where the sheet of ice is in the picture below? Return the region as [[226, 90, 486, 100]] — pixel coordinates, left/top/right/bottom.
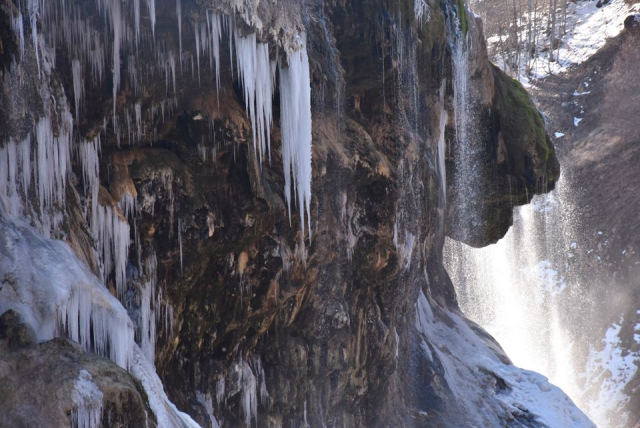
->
[[0, 211, 134, 368], [130, 345, 201, 428], [415, 290, 594, 427], [195, 391, 221, 428]]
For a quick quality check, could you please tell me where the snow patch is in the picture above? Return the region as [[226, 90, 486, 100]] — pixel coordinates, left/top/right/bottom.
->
[[415, 291, 594, 427], [580, 320, 639, 427]]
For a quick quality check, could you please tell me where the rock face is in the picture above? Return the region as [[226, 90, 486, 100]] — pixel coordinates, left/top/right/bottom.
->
[[0, 311, 152, 428], [0, 0, 580, 427]]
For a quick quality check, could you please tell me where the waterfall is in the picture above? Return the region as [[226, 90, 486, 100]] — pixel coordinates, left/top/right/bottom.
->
[[445, 173, 640, 427], [443, 2, 607, 425], [444, 6, 638, 422], [445, 178, 582, 394], [449, 13, 484, 242]]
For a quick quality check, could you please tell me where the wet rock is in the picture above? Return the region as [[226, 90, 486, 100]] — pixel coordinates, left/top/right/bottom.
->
[[0, 310, 35, 349]]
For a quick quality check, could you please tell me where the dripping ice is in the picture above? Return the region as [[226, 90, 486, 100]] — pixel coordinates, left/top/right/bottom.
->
[[279, 34, 313, 238], [71, 370, 103, 428]]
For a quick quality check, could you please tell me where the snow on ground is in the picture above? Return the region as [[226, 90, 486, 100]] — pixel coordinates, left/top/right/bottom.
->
[[415, 290, 594, 427], [490, 0, 640, 83], [533, 0, 638, 77], [580, 320, 640, 427]]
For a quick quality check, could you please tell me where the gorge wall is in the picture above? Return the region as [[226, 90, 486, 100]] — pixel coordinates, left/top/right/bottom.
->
[[0, 0, 585, 426]]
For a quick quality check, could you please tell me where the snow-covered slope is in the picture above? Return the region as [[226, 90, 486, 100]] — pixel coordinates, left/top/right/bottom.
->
[[415, 291, 594, 427], [488, 0, 640, 84]]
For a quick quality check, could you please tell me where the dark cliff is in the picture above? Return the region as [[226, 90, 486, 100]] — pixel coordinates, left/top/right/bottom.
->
[[0, 0, 575, 426]]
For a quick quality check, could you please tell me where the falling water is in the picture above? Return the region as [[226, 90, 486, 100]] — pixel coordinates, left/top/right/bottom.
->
[[444, 5, 638, 425], [444, 1, 590, 422], [448, 15, 485, 243], [445, 177, 582, 397], [445, 172, 640, 427]]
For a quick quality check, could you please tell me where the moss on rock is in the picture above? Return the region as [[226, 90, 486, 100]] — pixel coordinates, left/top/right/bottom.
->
[[492, 64, 559, 187]]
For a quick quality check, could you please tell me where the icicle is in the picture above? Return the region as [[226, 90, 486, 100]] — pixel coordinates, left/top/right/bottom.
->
[[19, 136, 32, 197], [235, 33, 275, 164], [278, 34, 313, 238], [78, 136, 101, 228], [28, 0, 40, 76], [71, 370, 103, 428], [194, 22, 201, 86], [93, 201, 130, 298], [209, 11, 222, 95], [72, 59, 83, 121], [0, 139, 20, 217], [35, 112, 73, 215], [176, 0, 182, 68], [2, 109, 71, 233], [139, 253, 157, 362], [146, 0, 156, 39], [256, 358, 269, 406], [79, 136, 130, 297], [135, 102, 142, 142], [11, 12, 26, 61], [111, 0, 122, 121], [134, 0, 141, 46], [438, 80, 448, 202], [178, 219, 183, 274], [226, 15, 234, 80], [216, 376, 225, 406], [128, 56, 138, 95], [169, 51, 177, 95], [118, 192, 137, 219], [240, 358, 258, 427]]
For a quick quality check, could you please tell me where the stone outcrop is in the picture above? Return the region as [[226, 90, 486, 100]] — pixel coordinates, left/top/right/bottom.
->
[[443, 13, 559, 247]]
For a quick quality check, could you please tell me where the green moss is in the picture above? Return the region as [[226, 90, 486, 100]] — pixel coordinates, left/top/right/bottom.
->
[[457, 0, 468, 35], [493, 64, 552, 164]]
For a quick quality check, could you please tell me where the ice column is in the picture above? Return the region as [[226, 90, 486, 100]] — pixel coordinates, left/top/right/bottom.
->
[[278, 34, 313, 237]]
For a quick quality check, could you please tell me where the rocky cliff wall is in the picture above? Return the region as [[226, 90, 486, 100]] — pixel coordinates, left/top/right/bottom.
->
[[0, 0, 580, 426]]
